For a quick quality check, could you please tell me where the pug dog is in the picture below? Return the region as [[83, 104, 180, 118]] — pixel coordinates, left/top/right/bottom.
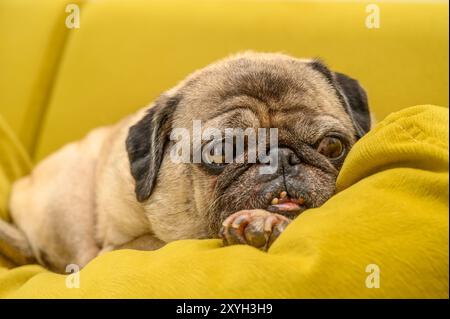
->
[[0, 52, 370, 273]]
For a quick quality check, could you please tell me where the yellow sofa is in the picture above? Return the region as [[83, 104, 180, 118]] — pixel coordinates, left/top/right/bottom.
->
[[0, 0, 448, 298]]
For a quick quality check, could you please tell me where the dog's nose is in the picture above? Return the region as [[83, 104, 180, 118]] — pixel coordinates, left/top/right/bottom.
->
[[278, 148, 301, 167]]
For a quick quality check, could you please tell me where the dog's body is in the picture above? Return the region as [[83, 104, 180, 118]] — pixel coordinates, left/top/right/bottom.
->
[[0, 53, 371, 272], [8, 113, 151, 271]]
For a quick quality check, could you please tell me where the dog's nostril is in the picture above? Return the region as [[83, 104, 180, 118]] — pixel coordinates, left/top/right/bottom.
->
[[288, 153, 301, 165], [278, 148, 301, 167]]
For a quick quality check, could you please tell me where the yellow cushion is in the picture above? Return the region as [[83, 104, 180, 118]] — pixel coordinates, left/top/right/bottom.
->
[[27, 0, 449, 161], [0, 0, 76, 154], [0, 116, 31, 269], [1, 105, 447, 298]]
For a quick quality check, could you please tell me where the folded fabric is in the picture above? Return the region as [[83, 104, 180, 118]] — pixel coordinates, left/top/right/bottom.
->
[[0, 105, 448, 298], [0, 116, 32, 271]]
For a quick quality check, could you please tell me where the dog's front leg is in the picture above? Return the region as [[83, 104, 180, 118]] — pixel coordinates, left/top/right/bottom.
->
[[99, 234, 166, 255], [219, 209, 291, 251]]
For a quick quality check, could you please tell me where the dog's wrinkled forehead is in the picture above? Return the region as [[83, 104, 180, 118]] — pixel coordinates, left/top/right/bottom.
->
[[174, 53, 353, 130]]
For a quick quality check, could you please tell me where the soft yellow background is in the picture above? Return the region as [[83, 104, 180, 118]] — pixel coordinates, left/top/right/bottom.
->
[[0, 0, 448, 160]]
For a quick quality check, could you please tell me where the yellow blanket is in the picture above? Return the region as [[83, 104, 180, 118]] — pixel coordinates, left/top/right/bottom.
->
[[0, 105, 448, 298]]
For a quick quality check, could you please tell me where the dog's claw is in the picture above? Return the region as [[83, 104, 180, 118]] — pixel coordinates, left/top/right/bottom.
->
[[220, 209, 291, 250]]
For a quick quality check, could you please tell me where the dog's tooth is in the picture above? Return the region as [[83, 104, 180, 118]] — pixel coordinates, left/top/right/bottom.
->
[[271, 198, 279, 205], [280, 191, 287, 198]]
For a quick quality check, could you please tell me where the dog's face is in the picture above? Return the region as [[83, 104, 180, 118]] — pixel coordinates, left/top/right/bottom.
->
[[126, 53, 370, 241]]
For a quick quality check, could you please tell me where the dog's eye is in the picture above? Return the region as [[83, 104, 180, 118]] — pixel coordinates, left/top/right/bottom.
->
[[202, 152, 226, 174], [317, 136, 344, 159], [201, 141, 227, 174], [204, 153, 225, 165]]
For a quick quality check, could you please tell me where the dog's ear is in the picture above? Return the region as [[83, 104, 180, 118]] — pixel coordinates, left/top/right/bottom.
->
[[126, 95, 180, 202], [309, 60, 371, 139], [333, 72, 371, 138]]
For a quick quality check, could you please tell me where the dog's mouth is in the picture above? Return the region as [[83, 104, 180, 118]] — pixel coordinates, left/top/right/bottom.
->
[[266, 191, 307, 218]]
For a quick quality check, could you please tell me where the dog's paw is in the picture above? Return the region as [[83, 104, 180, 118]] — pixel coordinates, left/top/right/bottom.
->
[[219, 209, 291, 250]]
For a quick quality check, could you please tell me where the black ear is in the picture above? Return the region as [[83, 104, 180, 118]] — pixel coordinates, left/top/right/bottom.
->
[[333, 72, 371, 139], [309, 60, 371, 139], [126, 95, 180, 202]]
